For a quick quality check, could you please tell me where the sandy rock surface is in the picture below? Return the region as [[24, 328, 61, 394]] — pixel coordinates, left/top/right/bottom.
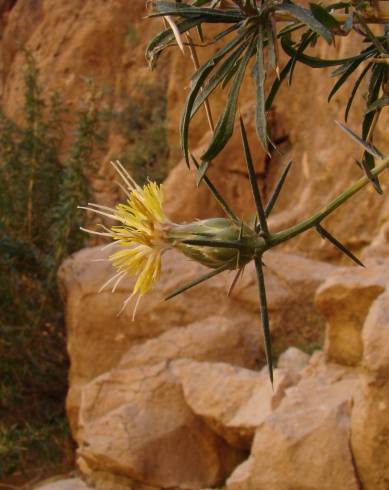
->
[[59, 245, 336, 434], [315, 265, 388, 366]]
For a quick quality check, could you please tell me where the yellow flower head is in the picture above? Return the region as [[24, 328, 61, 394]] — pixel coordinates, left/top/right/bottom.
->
[[79, 161, 169, 318]]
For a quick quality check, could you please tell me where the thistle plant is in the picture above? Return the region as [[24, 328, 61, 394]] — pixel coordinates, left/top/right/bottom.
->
[[82, 0, 388, 383]]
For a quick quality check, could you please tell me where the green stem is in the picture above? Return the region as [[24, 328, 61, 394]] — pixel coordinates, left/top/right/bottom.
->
[[270, 155, 389, 246]]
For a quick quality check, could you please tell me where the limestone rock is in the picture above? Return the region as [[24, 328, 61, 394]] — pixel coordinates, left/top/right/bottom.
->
[[225, 458, 253, 490], [172, 360, 298, 450], [227, 359, 360, 490], [60, 246, 333, 435], [119, 316, 257, 372], [315, 266, 387, 366], [351, 380, 389, 490], [77, 363, 245, 490], [351, 290, 389, 490], [277, 346, 310, 374], [362, 290, 389, 377]]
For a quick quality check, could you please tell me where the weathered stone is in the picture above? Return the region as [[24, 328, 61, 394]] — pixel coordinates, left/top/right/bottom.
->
[[60, 246, 333, 435], [362, 289, 389, 377], [119, 316, 257, 372], [225, 458, 252, 490], [277, 346, 310, 374], [315, 266, 387, 366], [77, 362, 245, 490], [172, 360, 298, 450], [228, 359, 360, 490], [351, 380, 389, 490], [351, 290, 389, 490]]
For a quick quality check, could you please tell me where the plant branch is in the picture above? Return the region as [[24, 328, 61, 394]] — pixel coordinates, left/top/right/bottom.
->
[[270, 155, 389, 246]]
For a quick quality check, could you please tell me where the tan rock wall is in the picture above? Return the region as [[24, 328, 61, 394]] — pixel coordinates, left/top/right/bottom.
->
[[0, 0, 388, 260]]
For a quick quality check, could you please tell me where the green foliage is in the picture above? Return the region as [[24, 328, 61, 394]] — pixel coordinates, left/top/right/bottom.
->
[[148, 0, 388, 182], [0, 53, 106, 479]]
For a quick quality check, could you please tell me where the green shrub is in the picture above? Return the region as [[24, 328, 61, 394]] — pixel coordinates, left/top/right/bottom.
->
[[0, 53, 106, 480]]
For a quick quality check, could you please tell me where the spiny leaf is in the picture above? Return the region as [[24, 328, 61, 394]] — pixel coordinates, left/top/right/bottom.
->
[[265, 160, 293, 217], [180, 31, 250, 164], [254, 256, 273, 385], [281, 36, 375, 68], [316, 224, 365, 267], [345, 63, 371, 121], [151, 2, 245, 22], [201, 38, 256, 162], [239, 117, 269, 235], [196, 160, 210, 185], [335, 120, 383, 159], [277, 2, 333, 43], [356, 156, 383, 195], [328, 58, 364, 102], [146, 18, 202, 68], [191, 154, 238, 221], [190, 41, 248, 120], [288, 30, 317, 86], [165, 261, 233, 301], [265, 58, 293, 111], [253, 23, 268, 152], [366, 93, 389, 114], [310, 3, 340, 31]]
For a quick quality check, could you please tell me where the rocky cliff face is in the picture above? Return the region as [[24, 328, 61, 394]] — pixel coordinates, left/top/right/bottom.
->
[[1, 0, 388, 260], [2, 1, 389, 489]]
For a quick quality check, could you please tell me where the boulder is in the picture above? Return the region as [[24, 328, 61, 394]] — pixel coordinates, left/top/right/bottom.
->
[[277, 346, 310, 374], [226, 356, 360, 490], [315, 266, 387, 366], [119, 316, 257, 372], [351, 290, 389, 490], [172, 360, 298, 450], [77, 362, 245, 490], [60, 246, 334, 434]]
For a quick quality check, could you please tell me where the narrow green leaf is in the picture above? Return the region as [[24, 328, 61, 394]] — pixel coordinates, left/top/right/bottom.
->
[[310, 3, 340, 31], [281, 37, 375, 68], [345, 63, 371, 121], [254, 257, 273, 385], [328, 59, 363, 102], [239, 117, 269, 236], [196, 160, 210, 185], [362, 64, 386, 140], [146, 18, 202, 68], [366, 94, 389, 114], [265, 160, 292, 217], [277, 2, 333, 43], [191, 154, 238, 222], [265, 58, 293, 111], [335, 120, 383, 159], [165, 261, 233, 301], [201, 38, 256, 162], [253, 23, 268, 152], [265, 17, 278, 72], [357, 155, 383, 195], [253, 26, 267, 149], [151, 2, 245, 22], [356, 13, 386, 53], [190, 41, 248, 120], [180, 31, 250, 164], [316, 224, 365, 267], [288, 30, 317, 86]]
